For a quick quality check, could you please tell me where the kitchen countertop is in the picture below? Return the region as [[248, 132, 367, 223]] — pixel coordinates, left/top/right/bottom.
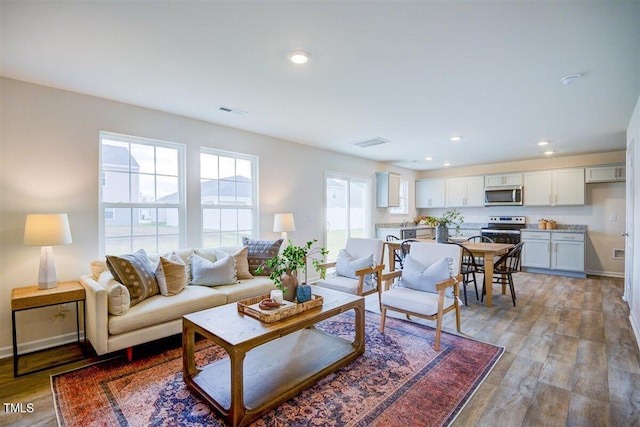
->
[[376, 222, 486, 230], [522, 224, 587, 233]]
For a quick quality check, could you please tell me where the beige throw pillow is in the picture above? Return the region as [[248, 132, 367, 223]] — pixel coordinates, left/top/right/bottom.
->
[[156, 252, 188, 296], [98, 270, 131, 315], [215, 246, 252, 279]]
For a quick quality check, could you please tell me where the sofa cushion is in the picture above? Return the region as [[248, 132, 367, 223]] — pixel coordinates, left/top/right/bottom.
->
[[90, 259, 108, 281], [211, 276, 276, 303], [191, 253, 237, 286], [156, 252, 188, 296], [399, 256, 453, 297], [215, 246, 252, 279], [108, 286, 226, 335], [242, 238, 283, 275], [316, 274, 376, 295], [106, 249, 159, 307], [98, 270, 131, 315]]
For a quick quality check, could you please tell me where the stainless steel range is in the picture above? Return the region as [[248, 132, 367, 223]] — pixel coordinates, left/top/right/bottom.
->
[[481, 216, 526, 244]]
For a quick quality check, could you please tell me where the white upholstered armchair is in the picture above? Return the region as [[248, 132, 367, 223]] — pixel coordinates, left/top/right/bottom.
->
[[379, 242, 462, 351], [315, 237, 385, 299]]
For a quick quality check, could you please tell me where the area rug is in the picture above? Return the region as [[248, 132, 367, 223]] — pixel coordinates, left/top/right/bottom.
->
[[52, 312, 503, 427]]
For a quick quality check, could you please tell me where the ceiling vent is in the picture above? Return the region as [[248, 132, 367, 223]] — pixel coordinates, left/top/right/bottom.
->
[[218, 105, 248, 115], [352, 137, 390, 148]]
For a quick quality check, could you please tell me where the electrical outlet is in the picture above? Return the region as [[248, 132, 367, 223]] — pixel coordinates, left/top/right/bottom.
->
[[610, 214, 617, 221]]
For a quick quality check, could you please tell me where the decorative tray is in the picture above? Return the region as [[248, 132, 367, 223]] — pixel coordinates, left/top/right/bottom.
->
[[237, 293, 324, 323]]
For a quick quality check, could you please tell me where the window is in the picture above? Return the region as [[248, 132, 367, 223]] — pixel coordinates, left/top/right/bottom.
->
[[325, 173, 370, 261], [99, 132, 185, 255], [201, 148, 257, 247], [390, 179, 409, 215]]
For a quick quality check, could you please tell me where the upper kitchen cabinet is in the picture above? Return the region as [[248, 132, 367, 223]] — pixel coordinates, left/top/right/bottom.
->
[[585, 164, 625, 183], [445, 176, 484, 207], [376, 171, 401, 208], [524, 168, 585, 206], [416, 178, 446, 208], [484, 173, 523, 187]]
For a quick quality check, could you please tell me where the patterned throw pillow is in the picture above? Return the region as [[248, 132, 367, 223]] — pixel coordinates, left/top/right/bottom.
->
[[105, 249, 159, 307], [190, 253, 237, 286], [241, 238, 284, 276], [336, 249, 374, 285], [399, 256, 453, 297], [156, 251, 188, 296]]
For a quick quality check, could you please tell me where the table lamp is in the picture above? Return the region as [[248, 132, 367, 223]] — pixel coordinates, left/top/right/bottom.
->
[[24, 213, 73, 289], [273, 213, 295, 243]]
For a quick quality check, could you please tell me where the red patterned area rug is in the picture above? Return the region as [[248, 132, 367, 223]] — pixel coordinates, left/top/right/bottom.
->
[[52, 312, 503, 427]]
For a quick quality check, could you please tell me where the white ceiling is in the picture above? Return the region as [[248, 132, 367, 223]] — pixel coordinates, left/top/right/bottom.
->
[[1, 1, 639, 170]]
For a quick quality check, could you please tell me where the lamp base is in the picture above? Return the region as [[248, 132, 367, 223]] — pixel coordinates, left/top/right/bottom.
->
[[38, 246, 59, 289]]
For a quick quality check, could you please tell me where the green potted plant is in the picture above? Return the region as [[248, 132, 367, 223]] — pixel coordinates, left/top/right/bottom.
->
[[256, 239, 329, 302], [433, 209, 464, 242]]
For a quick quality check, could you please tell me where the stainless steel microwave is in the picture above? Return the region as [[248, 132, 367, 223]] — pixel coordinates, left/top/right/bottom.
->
[[484, 186, 523, 206]]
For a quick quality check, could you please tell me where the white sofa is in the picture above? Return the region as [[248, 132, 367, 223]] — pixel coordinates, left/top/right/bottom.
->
[[80, 247, 277, 359]]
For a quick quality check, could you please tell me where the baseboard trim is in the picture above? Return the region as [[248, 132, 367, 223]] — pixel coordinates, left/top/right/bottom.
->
[[630, 313, 640, 354], [0, 331, 85, 360], [585, 269, 625, 278]]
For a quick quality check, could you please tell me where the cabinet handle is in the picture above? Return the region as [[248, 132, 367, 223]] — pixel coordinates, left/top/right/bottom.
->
[[549, 194, 552, 205]]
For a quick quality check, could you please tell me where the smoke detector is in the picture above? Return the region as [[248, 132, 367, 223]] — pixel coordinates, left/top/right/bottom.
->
[[561, 74, 581, 86]]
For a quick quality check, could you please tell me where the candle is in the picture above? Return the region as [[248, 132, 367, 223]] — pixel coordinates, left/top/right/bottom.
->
[[270, 289, 283, 304]]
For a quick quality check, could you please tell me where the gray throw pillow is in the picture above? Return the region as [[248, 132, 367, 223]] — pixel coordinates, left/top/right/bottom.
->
[[190, 253, 237, 286], [399, 255, 453, 297], [336, 249, 374, 285]]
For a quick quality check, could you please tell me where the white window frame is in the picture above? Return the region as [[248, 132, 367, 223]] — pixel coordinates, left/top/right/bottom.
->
[[99, 131, 186, 256], [200, 147, 258, 247], [390, 179, 409, 215]]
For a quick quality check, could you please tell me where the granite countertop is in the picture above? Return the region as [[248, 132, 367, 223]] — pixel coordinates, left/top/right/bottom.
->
[[376, 222, 486, 230], [523, 224, 587, 233]]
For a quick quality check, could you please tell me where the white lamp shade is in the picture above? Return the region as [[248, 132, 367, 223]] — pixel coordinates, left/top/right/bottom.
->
[[24, 213, 73, 246], [273, 213, 296, 233]]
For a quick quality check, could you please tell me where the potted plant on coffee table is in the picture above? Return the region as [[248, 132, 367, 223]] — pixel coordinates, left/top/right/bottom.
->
[[433, 209, 464, 243], [256, 239, 329, 302]]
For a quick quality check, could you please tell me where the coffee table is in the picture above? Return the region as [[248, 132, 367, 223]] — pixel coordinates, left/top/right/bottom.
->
[[182, 285, 365, 427]]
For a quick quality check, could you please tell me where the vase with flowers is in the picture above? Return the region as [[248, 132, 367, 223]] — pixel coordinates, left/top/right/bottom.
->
[[256, 239, 328, 302], [432, 209, 464, 243]]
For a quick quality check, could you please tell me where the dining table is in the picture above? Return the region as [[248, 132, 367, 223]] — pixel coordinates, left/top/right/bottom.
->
[[383, 238, 513, 307]]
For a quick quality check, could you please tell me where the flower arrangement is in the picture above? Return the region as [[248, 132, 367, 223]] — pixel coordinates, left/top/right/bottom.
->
[[256, 239, 329, 291], [415, 209, 464, 233]]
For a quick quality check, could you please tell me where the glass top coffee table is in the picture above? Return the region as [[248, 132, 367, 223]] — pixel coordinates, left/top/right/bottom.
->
[[182, 285, 365, 427]]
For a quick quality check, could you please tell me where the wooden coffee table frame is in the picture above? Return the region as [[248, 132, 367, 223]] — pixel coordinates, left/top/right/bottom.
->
[[182, 286, 365, 427]]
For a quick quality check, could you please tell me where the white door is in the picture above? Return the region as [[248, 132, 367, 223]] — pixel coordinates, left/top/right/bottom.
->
[[625, 138, 635, 305]]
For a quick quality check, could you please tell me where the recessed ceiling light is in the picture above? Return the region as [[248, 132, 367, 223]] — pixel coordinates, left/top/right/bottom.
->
[[450, 136, 462, 142], [443, 162, 451, 167], [288, 50, 310, 64], [538, 141, 549, 146], [544, 151, 554, 155], [425, 156, 433, 161], [561, 74, 581, 85]]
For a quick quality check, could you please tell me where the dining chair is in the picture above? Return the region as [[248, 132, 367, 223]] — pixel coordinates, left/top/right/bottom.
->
[[452, 242, 480, 306], [399, 239, 418, 269], [483, 242, 524, 306], [379, 242, 462, 351], [466, 235, 495, 269], [385, 235, 403, 270]]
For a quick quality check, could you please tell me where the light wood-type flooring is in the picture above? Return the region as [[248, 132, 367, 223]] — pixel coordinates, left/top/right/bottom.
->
[[0, 272, 638, 426]]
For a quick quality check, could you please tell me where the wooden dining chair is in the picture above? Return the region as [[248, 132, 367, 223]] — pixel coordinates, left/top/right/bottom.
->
[[483, 242, 524, 306], [385, 235, 403, 270], [452, 242, 480, 306], [466, 235, 494, 270]]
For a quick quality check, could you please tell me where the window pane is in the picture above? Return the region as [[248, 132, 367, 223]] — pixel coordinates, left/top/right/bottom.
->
[[102, 171, 129, 203], [132, 236, 157, 254], [203, 232, 221, 247], [136, 173, 155, 202], [158, 235, 179, 253], [157, 176, 178, 202], [201, 179, 218, 205], [156, 146, 178, 176], [159, 208, 179, 234], [236, 158, 251, 179], [105, 208, 131, 237], [203, 208, 220, 232], [238, 209, 252, 230], [236, 181, 252, 205], [130, 143, 155, 174], [221, 231, 239, 246], [200, 153, 219, 180], [105, 237, 132, 255], [219, 179, 236, 204], [102, 140, 129, 171], [219, 156, 235, 179], [221, 209, 237, 231], [326, 178, 348, 260], [350, 181, 365, 237]]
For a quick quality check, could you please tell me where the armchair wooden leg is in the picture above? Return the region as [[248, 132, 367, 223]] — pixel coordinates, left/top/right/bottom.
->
[[434, 315, 442, 351], [126, 347, 133, 362], [380, 308, 387, 333]]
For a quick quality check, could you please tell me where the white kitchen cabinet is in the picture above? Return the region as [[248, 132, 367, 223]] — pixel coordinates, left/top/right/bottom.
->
[[523, 168, 584, 206], [521, 231, 551, 268], [415, 179, 445, 208], [585, 165, 625, 183], [376, 172, 400, 208], [445, 176, 484, 207], [484, 173, 523, 187], [551, 232, 585, 272], [521, 230, 585, 274]]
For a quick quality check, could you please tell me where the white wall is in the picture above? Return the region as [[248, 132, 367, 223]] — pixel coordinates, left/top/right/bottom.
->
[[0, 77, 416, 354]]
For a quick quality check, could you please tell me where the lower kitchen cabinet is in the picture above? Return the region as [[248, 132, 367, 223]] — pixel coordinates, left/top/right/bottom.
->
[[521, 231, 585, 277]]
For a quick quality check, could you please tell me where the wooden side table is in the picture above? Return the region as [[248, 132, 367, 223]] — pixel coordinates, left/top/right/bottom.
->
[[11, 280, 86, 377]]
